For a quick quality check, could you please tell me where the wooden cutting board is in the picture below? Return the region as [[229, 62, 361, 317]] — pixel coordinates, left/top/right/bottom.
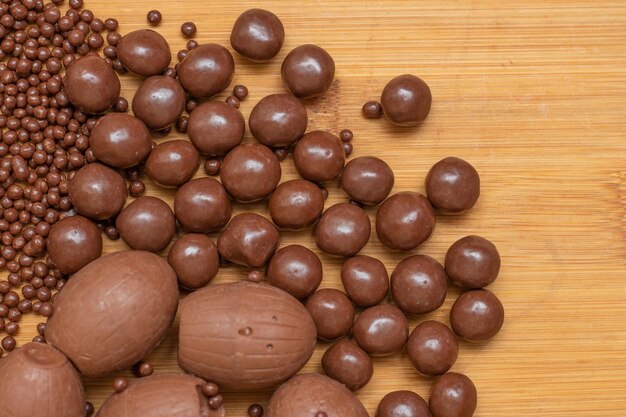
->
[[10, 0, 626, 415]]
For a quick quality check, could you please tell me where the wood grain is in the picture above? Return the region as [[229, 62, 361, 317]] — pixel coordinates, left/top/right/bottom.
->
[[7, 0, 626, 415]]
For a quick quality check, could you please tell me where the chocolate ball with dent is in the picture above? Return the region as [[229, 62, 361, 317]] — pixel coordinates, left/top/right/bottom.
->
[[445, 235, 500, 288], [221, 144, 281, 202], [352, 304, 408, 356], [376, 192, 436, 251], [305, 288, 355, 341], [268, 179, 325, 230], [407, 321, 459, 376], [391, 255, 447, 315], [426, 157, 480, 214], [48, 215, 102, 275], [376, 391, 430, 417], [116, 196, 176, 253], [132, 75, 186, 129], [187, 101, 245, 156], [450, 289, 504, 341], [315, 203, 370, 257], [322, 339, 373, 391], [267, 245, 322, 299], [281, 44, 335, 98], [168, 234, 219, 290], [341, 157, 394, 205], [64, 54, 120, 114], [217, 213, 280, 268], [145, 140, 200, 187], [116, 29, 171, 77], [294, 131, 345, 183], [178, 44, 235, 98], [90, 113, 152, 168], [249, 94, 308, 147], [429, 373, 477, 417], [230, 9, 284, 61], [174, 178, 232, 233], [380, 74, 432, 126], [341, 255, 389, 307], [69, 163, 127, 220]]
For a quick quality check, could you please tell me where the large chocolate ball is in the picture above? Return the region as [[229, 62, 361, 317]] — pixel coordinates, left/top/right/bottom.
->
[[268, 179, 325, 230], [47, 215, 102, 274], [230, 9, 284, 61], [249, 94, 308, 147], [267, 245, 322, 299], [187, 101, 245, 156], [380, 74, 432, 126], [281, 44, 335, 98], [168, 234, 219, 290], [68, 163, 127, 220], [429, 373, 477, 417], [132, 75, 186, 129], [221, 144, 281, 202], [294, 131, 345, 183], [90, 113, 152, 168], [445, 235, 500, 288], [341, 156, 394, 205], [376, 192, 435, 251], [178, 44, 235, 98], [64, 54, 120, 114], [116, 196, 176, 253], [174, 178, 232, 233], [145, 140, 200, 187], [315, 203, 370, 257], [217, 213, 280, 268], [426, 157, 480, 214], [116, 29, 171, 76]]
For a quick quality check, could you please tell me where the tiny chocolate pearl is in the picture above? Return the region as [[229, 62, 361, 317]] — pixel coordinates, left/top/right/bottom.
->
[[163, 67, 176, 78], [233, 84, 248, 100], [177, 49, 188, 62], [201, 382, 219, 397], [114, 97, 128, 112], [248, 404, 264, 417], [137, 361, 154, 377], [315, 412, 327, 417], [320, 187, 329, 200], [225, 95, 240, 109], [208, 395, 223, 410], [113, 377, 127, 393], [128, 180, 145, 197], [38, 301, 53, 317], [176, 116, 188, 133], [126, 167, 140, 181], [248, 270, 264, 283], [147, 10, 162, 25], [186, 98, 198, 113], [339, 129, 353, 142], [181, 21, 197, 37], [5, 321, 18, 335], [85, 402, 95, 417], [186, 39, 198, 50], [362, 101, 383, 118], [204, 159, 221, 176], [32, 335, 45, 343], [37, 321, 46, 336], [343, 142, 353, 156], [274, 147, 288, 161], [104, 18, 118, 31], [1, 335, 16, 351], [105, 225, 120, 240]]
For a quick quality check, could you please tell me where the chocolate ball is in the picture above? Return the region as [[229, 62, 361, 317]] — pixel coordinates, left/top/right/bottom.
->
[[391, 255, 447, 315], [116, 29, 171, 77], [217, 213, 280, 268], [341, 255, 389, 307], [376, 192, 436, 251], [445, 235, 500, 288], [145, 140, 200, 187], [64, 54, 120, 114], [352, 304, 408, 356], [450, 289, 504, 341], [90, 113, 152, 168], [178, 44, 235, 98], [221, 144, 281, 202], [47, 215, 102, 275], [305, 288, 354, 341], [267, 245, 322, 299], [380, 74, 432, 126], [174, 178, 232, 233], [187, 101, 245, 156], [168, 234, 219, 290], [315, 203, 370, 257], [294, 131, 345, 183], [407, 321, 458, 376], [230, 9, 284, 61], [376, 391, 430, 417], [341, 156, 394, 205], [429, 373, 477, 417], [268, 179, 325, 230], [116, 196, 176, 253], [68, 163, 128, 220], [426, 157, 480, 214], [281, 44, 335, 98], [322, 339, 373, 391], [249, 94, 308, 147], [132, 75, 186, 129]]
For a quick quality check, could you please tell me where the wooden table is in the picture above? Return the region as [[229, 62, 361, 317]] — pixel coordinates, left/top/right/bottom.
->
[[12, 0, 626, 415]]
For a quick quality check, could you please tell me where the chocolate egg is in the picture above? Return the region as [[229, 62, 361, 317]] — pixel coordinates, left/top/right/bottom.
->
[[174, 178, 232, 233], [380, 74, 432, 126], [187, 101, 245, 156], [217, 213, 280, 268], [221, 144, 282, 202], [391, 254, 447, 315], [293, 130, 345, 183], [145, 140, 200, 187], [281, 44, 335, 98], [68, 163, 128, 220], [179, 281, 317, 390], [116, 196, 176, 253], [341, 156, 394, 205], [90, 113, 152, 169], [341, 255, 389, 307], [268, 179, 325, 230], [322, 339, 373, 391], [352, 304, 408, 356], [425, 157, 480, 214], [178, 44, 235, 98], [249, 94, 308, 147], [376, 192, 436, 251], [47, 215, 102, 274], [315, 203, 371, 257], [46, 250, 179, 377], [230, 9, 285, 61], [132, 75, 186, 129], [116, 29, 171, 77], [267, 244, 322, 299], [64, 54, 120, 114], [167, 234, 219, 290]]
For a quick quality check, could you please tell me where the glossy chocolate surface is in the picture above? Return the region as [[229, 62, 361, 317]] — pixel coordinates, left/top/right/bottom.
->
[[220, 144, 282, 202], [376, 192, 436, 251], [391, 254, 447, 315], [376, 391, 430, 417], [380, 74, 432, 126], [281, 44, 335, 98], [168, 234, 219, 290], [145, 140, 200, 187], [341, 255, 389, 307], [217, 213, 280, 268], [178, 44, 235, 98], [294, 130, 345, 183], [116, 196, 176, 253], [48, 215, 102, 274], [445, 235, 500, 288], [249, 94, 308, 147], [429, 373, 478, 417], [352, 304, 408, 356], [90, 113, 152, 168], [341, 156, 394, 205], [268, 179, 325, 230], [314, 203, 371, 257], [305, 288, 355, 341], [267, 245, 323, 299], [426, 157, 480, 214], [322, 339, 373, 391], [68, 163, 128, 220], [187, 101, 245, 156], [64, 54, 120, 114], [450, 289, 504, 341], [132, 75, 186, 130], [117, 29, 171, 77], [174, 178, 231, 233], [230, 9, 284, 61], [407, 320, 459, 376]]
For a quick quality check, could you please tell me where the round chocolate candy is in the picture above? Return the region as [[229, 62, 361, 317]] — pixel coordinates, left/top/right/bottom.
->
[[352, 304, 408, 356], [220, 144, 281, 202], [445, 235, 500, 288], [178, 44, 235, 98], [267, 245, 323, 299], [306, 288, 355, 341], [116, 196, 176, 253], [167, 234, 219, 290], [425, 157, 480, 214], [174, 178, 232, 233], [450, 289, 504, 341], [68, 163, 128, 220], [341, 255, 389, 307], [90, 113, 152, 168], [376, 192, 436, 251], [294, 131, 345, 183], [322, 339, 373, 391], [429, 373, 477, 417], [249, 94, 308, 147], [217, 213, 280, 268], [407, 321, 458, 376], [187, 101, 245, 156], [116, 29, 171, 77], [281, 44, 335, 98], [47, 215, 102, 275], [268, 179, 325, 230], [376, 391, 430, 417], [64, 54, 120, 114], [391, 255, 447, 315], [145, 140, 200, 187], [230, 9, 284, 61], [380, 74, 432, 126], [315, 203, 371, 257], [132, 76, 186, 130], [341, 156, 394, 205]]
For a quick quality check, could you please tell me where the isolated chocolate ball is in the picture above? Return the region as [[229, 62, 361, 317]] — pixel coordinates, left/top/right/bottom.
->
[[168, 234, 219, 289], [429, 373, 477, 417], [322, 339, 373, 391], [445, 235, 500, 288], [230, 9, 284, 61], [268, 179, 325, 230], [221, 144, 281, 202], [132, 76, 186, 130], [90, 113, 152, 168], [450, 289, 504, 341], [187, 101, 245, 156], [380, 74, 432, 126], [294, 131, 345, 183], [407, 321, 459, 376], [376, 192, 435, 251], [306, 288, 355, 341], [341, 156, 394, 205], [217, 213, 280, 268], [48, 215, 102, 275], [267, 245, 322, 299], [174, 178, 232, 233], [281, 44, 335, 98], [145, 140, 200, 187], [249, 94, 308, 147], [68, 163, 128, 220], [341, 255, 389, 307], [391, 255, 447, 315], [116, 196, 176, 253], [353, 304, 408, 356], [117, 29, 171, 76], [426, 157, 480, 213], [178, 44, 235, 98], [64, 54, 120, 114], [315, 203, 370, 257], [376, 391, 430, 417]]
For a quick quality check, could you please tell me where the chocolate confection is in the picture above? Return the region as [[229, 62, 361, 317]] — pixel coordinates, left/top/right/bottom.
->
[[376, 391, 430, 417], [429, 373, 478, 417], [90, 113, 152, 169], [268, 179, 325, 230], [407, 320, 459, 376], [116, 196, 176, 253], [64, 54, 120, 114], [249, 94, 308, 147], [445, 235, 500, 288], [68, 163, 128, 220], [267, 245, 323, 299], [450, 289, 504, 341], [376, 192, 436, 251], [281, 45, 335, 98], [314, 203, 370, 257], [47, 215, 102, 275], [220, 144, 282, 202], [341, 255, 389, 307], [178, 44, 235, 98], [187, 101, 245, 156], [116, 29, 171, 77], [380, 74, 432, 126], [321, 339, 373, 391], [425, 157, 480, 214], [132, 75, 186, 130], [391, 255, 447, 315], [145, 140, 200, 187], [341, 156, 395, 205], [305, 288, 355, 341], [230, 9, 285, 61], [217, 213, 280, 268], [167, 234, 219, 290], [174, 178, 232, 233], [293, 131, 345, 183], [352, 304, 408, 356]]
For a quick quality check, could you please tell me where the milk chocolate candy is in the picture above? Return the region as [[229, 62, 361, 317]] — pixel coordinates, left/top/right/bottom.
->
[[217, 213, 280, 268]]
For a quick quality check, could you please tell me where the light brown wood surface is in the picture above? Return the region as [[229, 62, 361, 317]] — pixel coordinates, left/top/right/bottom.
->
[[10, 0, 626, 415]]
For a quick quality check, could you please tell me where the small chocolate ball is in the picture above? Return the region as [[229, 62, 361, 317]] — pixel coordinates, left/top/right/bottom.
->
[[230, 9, 284, 61], [220, 144, 281, 202], [267, 245, 322, 299], [68, 163, 128, 220], [362, 101, 383, 119], [268, 179, 325, 230], [117, 29, 171, 77], [249, 94, 308, 148], [380, 74, 432, 126], [340, 157, 394, 205], [116, 196, 176, 253], [429, 373, 477, 417], [450, 289, 504, 341], [168, 234, 219, 289], [187, 101, 245, 156], [147, 10, 161, 25], [90, 113, 152, 168], [181, 22, 197, 37], [314, 203, 370, 257], [425, 157, 480, 214], [305, 288, 354, 341], [281, 44, 335, 98], [341, 255, 389, 307], [376, 391, 430, 417], [391, 255, 447, 315], [47, 215, 102, 275], [132, 75, 186, 129], [217, 213, 280, 268], [174, 178, 232, 233], [445, 236, 500, 288], [407, 321, 458, 376], [204, 159, 221, 175], [294, 131, 345, 183], [113, 377, 128, 393], [322, 339, 373, 391], [352, 304, 408, 356], [64, 54, 120, 114], [233, 85, 249, 100], [145, 140, 200, 187], [376, 192, 435, 251], [178, 44, 235, 98]]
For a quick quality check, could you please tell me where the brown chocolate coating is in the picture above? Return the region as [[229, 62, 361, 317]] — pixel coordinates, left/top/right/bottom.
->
[[0, 343, 85, 417], [425, 157, 480, 214], [450, 289, 504, 341], [132, 75, 186, 129], [187, 101, 245, 156], [380, 74, 432, 126], [221, 144, 282, 202], [376, 192, 436, 251], [174, 178, 232, 232], [116, 29, 171, 77], [90, 113, 152, 168], [179, 282, 316, 390], [268, 179, 325, 230], [341, 255, 389, 307], [116, 196, 176, 253], [64, 54, 120, 114], [445, 235, 501, 288], [217, 213, 280, 268], [376, 391, 430, 417], [281, 44, 335, 98], [391, 255, 447, 315], [314, 203, 371, 257], [167, 234, 219, 289], [48, 215, 103, 275], [352, 304, 408, 356], [249, 94, 308, 147], [178, 44, 235, 98], [267, 245, 323, 299], [341, 156, 394, 205], [407, 321, 459, 376], [321, 339, 373, 391], [429, 373, 477, 417], [68, 163, 128, 220], [230, 9, 284, 61], [294, 131, 345, 183], [145, 140, 200, 187], [305, 288, 355, 341], [46, 251, 179, 377]]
